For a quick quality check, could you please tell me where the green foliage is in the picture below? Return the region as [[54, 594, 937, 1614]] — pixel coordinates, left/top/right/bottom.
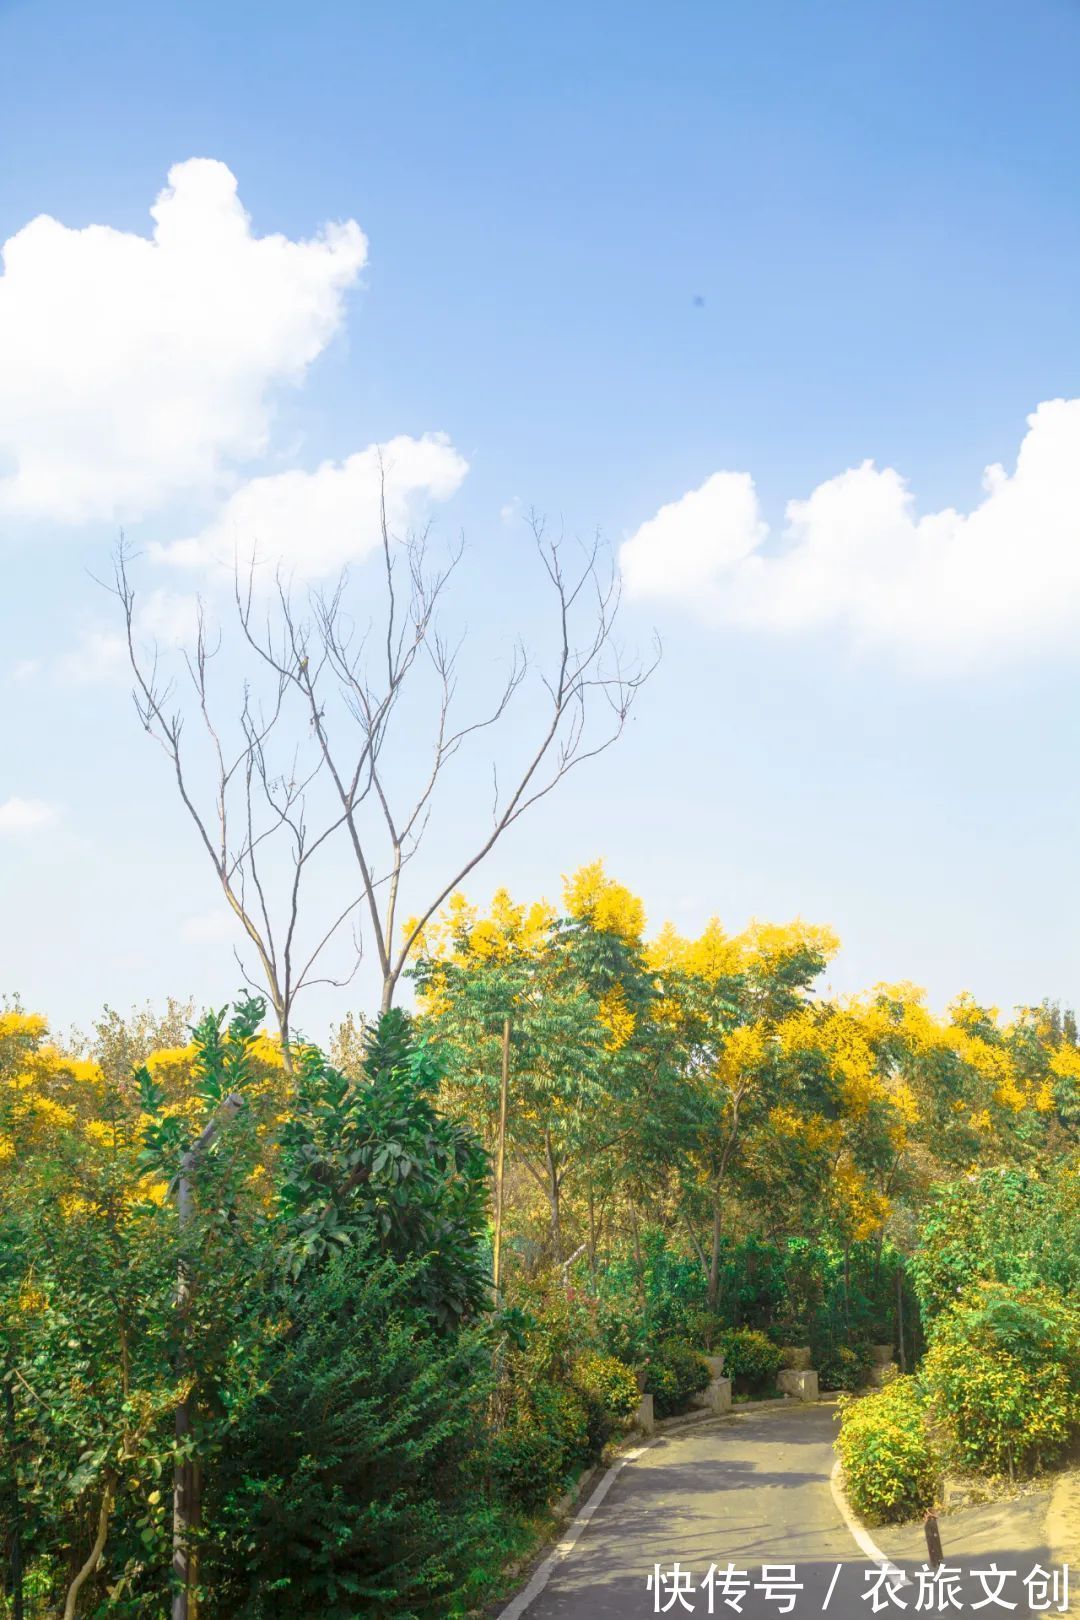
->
[[412, 899, 658, 1268], [570, 1352, 640, 1450], [910, 1168, 1080, 1322], [817, 1343, 872, 1392], [0, 1002, 506, 1620], [204, 1245, 499, 1620], [492, 1379, 589, 1509], [0, 996, 277, 1619], [596, 1294, 650, 1366], [277, 1010, 491, 1327], [836, 1377, 939, 1524], [593, 1228, 709, 1361], [921, 1282, 1080, 1477], [683, 1309, 728, 1351], [695, 1233, 913, 1359], [719, 1328, 783, 1392], [646, 1340, 711, 1418]]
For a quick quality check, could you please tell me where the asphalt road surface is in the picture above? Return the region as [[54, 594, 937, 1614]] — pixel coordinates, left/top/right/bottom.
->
[[506, 1404, 1053, 1620]]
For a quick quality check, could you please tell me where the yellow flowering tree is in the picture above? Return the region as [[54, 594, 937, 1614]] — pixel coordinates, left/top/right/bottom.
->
[[411, 865, 659, 1266], [0, 1000, 288, 1619]]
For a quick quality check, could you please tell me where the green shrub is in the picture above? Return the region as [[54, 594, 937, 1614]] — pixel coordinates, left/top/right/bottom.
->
[[910, 1169, 1080, 1323], [684, 1309, 728, 1351], [596, 1295, 650, 1366], [836, 1376, 939, 1524], [204, 1245, 500, 1620], [571, 1352, 640, 1452], [646, 1340, 711, 1418], [719, 1328, 783, 1392], [921, 1282, 1080, 1477], [818, 1343, 872, 1392], [492, 1378, 589, 1509]]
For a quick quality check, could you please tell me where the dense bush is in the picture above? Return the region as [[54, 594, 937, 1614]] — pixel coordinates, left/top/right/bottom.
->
[[818, 1343, 872, 1392], [836, 1377, 939, 1524], [597, 1294, 650, 1365], [492, 1378, 589, 1508], [646, 1340, 711, 1418], [571, 1352, 640, 1451], [684, 1309, 728, 1351], [205, 1246, 499, 1620], [910, 1169, 1080, 1323], [719, 1328, 784, 1392], [921, 1282, 1080, 1477]]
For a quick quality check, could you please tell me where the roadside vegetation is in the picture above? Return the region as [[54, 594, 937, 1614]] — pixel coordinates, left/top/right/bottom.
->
[[838, 1167, 1080, 1521], [5, 861, 1080, 1609]]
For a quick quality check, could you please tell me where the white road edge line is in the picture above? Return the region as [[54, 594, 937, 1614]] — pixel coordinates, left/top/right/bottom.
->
[[495, 1437, 659, 1620], [829, 1459, 911, 1586], [498, 1418, 909, 1619]]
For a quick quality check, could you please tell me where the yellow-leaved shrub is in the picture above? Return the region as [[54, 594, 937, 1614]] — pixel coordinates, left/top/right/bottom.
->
[[836, 1376, 940, 1523]]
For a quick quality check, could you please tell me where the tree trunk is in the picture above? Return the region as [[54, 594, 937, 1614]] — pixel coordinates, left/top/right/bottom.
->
[[587, 1183, 598, 1292], [842, 1243, 852, 1339], [173, 1160, 198, 1620], [707, 1201, 723, 1308], [681, 1208, 710, 1278], [629, 1197, 645, 1306], [278, 1010, 293, 1074], [896, 1267, 906, 1373], [171, 1095, 244, 1620], [544, 1130, 561, 1261], [492, 1018, 510, 1295], [62, 1473, 115, 1620], [3, 1374, 23, 1620]]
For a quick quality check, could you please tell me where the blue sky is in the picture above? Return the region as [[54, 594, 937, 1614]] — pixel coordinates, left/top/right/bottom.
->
[[2, 0, 1079, 1035]]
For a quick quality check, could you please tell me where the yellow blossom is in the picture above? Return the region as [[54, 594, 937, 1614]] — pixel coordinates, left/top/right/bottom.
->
[[0, 1011, 48, 1042], [597, 985, 635, 1051], [563, 862, 645, 943]]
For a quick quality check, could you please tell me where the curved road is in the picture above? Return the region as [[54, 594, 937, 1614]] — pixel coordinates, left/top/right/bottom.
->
[[504, 1404, 1052, 1620]]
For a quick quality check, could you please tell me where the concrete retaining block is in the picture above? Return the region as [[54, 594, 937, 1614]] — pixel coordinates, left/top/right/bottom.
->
[[776, 1368, 819, 1401], [705, 1376, 732, 1414], [634, 1392, 655, 1434]]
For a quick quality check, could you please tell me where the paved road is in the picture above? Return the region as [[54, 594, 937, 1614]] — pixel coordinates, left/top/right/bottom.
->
[[510, 1404, 1052, 1620]]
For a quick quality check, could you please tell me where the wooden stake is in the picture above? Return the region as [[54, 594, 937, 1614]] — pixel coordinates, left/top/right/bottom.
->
[[172, 1094, 244, 1620]]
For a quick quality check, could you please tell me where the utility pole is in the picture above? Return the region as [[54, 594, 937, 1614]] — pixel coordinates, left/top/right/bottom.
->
[[492, 1018, 511, 1297], [172, 1094, 245, 1620]]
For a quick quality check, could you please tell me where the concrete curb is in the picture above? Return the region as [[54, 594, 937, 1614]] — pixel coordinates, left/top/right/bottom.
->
[[493, 1409, 741, 1618], [494, 1400, 846, 1618], [829, 1458, 910, 1586], [494, 1435, 659, 1620]]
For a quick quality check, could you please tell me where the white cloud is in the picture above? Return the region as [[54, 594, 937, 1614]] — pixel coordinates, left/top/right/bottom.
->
[[57, 630, 127, 686], [57, 589, 199, 685], [0, 797, 60, 835], [180, 910, 237, 945], [156, 432, 469, 579], [620, 399, 1080, 668], [0, 159, 367, 523]]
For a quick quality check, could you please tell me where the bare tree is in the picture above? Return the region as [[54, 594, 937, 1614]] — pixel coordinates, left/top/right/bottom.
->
[[116, 487, 655, 1025], [235, 493, 658, 1011], [113, 545, 361, 1059]]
